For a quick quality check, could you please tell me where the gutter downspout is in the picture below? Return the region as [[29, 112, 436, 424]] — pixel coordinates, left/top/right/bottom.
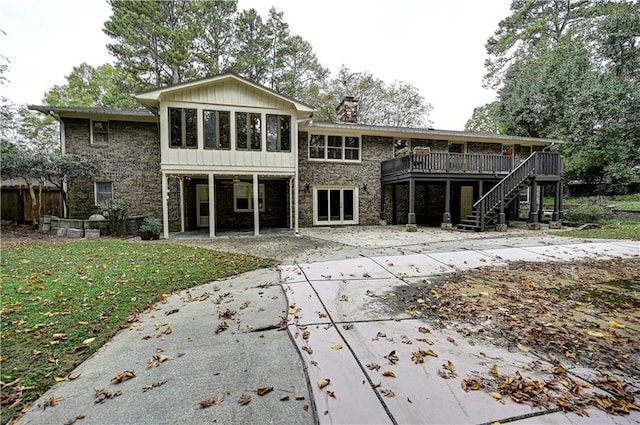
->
[[48, 111, 68, 217], [294, 115, 313, 235]]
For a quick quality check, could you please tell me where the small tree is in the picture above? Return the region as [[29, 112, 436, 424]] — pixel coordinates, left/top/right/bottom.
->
[[41, 153, 100, 218], [0, 142, 49, 225]]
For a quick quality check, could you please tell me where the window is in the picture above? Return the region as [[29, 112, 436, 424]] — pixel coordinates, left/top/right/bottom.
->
[[92, 121, 109, 144], [266, 114, 291, 152], [233, 183, 265, 212], [95, 182, 113, 205], [236, 112, 261, 150], [309, 135, 325, 159], [169, 107, 197, 148], [327, 135, 342, 159], [394, 139, 409, 156], [309, 134, 361, 161], [314, 187, 358, 225], [203, 110, 231, 149], [449, 143, 464, 153]]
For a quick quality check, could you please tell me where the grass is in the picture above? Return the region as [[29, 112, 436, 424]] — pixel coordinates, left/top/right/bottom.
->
[[557, 193, 640, 211], [557, 220, 640, 240], [0, 239, 274, 423]]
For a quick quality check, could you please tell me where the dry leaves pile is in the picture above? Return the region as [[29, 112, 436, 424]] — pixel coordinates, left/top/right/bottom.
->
[[399, 258, 640, 415]]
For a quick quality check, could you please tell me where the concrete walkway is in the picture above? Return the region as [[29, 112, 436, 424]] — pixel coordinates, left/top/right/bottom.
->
[[280, 240, 640, 424], [16, 227, 639, 424]]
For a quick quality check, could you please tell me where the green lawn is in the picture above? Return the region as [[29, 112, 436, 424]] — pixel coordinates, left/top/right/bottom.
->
[[560, 193, 640, 211], [0, 240, 274, 423], [558, 220, 640, 240]]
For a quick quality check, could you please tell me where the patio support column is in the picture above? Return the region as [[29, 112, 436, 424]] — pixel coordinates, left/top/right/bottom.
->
[[161, 172, 169, 240], [407, 178, 417, 232], [550, 181, 563, 228], [179, 177, 185, 233], [380, 184, 386, 224], [539, 184, 545, 220], [528, 179, 540, 229], [289, 176, 293, 229], [209, 173, 215, 238], [442, 180, 452, 229], [392, 184, 397, 225], [253, 173, 259, 236]]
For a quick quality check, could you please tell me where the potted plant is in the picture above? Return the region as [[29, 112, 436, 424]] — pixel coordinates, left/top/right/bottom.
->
[[140, 216, 162, 240], [412, 146, 431, 155], [395, 146, 411, 157]]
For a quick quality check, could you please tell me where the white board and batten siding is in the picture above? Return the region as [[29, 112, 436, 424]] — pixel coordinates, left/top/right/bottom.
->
[[159, 79, 297, 174]]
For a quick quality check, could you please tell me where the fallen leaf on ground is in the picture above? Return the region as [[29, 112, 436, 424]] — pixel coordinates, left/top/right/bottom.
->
[[257, 386, 273, 396], [327, 390, 336, 398], [380, 388, 395, 397], [200, 396, 224, 408], [331, 343, 343, 350], [366, 363, 381, 370], [382, 370, 396, 377], [111, 370, 135, 383], [147, 354, 171, 368], [142, 380, 167, 392], [317, 378, 330, 389], [238, 394, 252, 405], [94, 389, 121, 403]]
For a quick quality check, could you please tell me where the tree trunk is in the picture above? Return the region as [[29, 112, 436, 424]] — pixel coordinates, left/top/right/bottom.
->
[[24, 178, 39, 227]]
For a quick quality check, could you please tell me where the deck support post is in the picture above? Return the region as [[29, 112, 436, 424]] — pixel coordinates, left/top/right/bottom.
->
[[528, 179, 540, 230], [441, 180, 452, 230], [392, 184, 397, 225], [550, 180, 563, 228], [407, 178, 417, 232], [208, 174, 215, 238], [380, 184, 387, 225]]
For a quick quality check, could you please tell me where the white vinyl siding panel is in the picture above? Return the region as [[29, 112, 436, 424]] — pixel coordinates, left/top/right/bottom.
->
[[162, 80, 290, 111]]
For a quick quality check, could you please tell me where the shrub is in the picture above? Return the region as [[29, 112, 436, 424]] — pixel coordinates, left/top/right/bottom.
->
[[140, 216, 162, 233], [99, 198, 130, 236], [564, 204, 614, 224]]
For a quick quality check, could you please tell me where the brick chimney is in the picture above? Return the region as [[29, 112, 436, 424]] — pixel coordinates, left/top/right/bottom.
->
[[336, 96, 358, 123]]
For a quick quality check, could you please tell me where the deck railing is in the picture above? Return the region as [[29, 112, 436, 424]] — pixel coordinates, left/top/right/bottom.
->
[[472, 152, 563, 229], [381, 152, 515, 177]]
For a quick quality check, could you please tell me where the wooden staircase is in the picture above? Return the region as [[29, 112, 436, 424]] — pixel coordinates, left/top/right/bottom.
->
[[456, 152, 562, 232]]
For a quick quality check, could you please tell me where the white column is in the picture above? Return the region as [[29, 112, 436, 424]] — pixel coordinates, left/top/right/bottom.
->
[[179, 177, 185, 233], [289, 176, 293, 229], [209, 173, 216, 238], [293, 119, 300, 234], [161, 172, 169, 239], [253, 173, 259, 236]]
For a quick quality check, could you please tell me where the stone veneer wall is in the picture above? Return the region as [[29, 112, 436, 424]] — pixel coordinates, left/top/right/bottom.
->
[[467, 142, 502, 155], [297, 131, 393, 227], [64, 118, 166, 220]]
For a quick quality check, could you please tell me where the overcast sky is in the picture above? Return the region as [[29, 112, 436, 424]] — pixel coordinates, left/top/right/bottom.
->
[[0, 0, 511, 130]]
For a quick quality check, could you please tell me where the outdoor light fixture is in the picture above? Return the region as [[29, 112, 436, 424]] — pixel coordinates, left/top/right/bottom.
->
[[305, 182, 311, 191], [362, 182, 368, 192]]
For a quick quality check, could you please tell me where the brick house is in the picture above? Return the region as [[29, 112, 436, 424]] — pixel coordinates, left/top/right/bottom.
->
[[29, 74, 564, 238]]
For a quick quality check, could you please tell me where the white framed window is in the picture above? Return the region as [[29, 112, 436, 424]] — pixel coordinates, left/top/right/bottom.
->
[[95, 182, 113, 205], [203, 110, 231, 150], [169, 107, 197, 148], [309, 134, 361, 162], [236, 112, 262, 151], [91, 120, 109, 144], [233, 182, 265, 212], [313, 186, 358, 225], [266, 114, 291, 152]]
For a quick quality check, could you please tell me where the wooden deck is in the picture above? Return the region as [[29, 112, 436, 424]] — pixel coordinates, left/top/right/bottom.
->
[[381, 152, 516, 182]]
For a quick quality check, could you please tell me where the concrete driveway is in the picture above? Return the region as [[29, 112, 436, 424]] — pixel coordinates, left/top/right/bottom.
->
[[16, 225, 640, 424]]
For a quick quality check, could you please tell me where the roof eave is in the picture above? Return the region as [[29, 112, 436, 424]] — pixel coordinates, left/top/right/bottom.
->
[[304, 121, 563, 144]]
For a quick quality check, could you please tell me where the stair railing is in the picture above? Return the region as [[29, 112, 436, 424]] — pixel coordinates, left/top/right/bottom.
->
[[473, 152, 537, 230]]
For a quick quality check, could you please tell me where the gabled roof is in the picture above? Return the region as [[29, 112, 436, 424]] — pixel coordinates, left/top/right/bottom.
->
[[135, 73, 315, 115], [306, 121, 563, 145], [27, 105, 158, 122]]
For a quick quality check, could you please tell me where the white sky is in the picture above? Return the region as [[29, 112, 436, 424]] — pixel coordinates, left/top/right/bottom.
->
[[0, 0, 511, 130]]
